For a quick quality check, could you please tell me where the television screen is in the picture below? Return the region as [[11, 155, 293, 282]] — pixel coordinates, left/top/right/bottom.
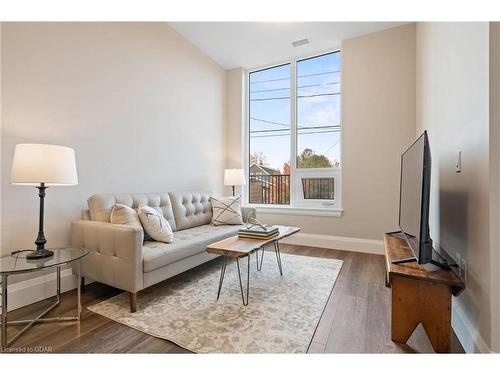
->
[[399, 131, 432, 264]]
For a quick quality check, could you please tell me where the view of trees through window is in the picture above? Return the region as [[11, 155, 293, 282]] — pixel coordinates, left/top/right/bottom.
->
[[296, 52, 341, 168], [248, 52, 341, 205]]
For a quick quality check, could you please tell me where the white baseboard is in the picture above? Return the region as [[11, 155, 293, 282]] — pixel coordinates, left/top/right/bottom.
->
[[452, 299, 491, 353], [280, 232, 384, 255], [0, 269, 77, 312]]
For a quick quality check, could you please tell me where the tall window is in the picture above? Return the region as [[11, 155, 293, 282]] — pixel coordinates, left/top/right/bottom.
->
[[296, 53, 341, 169], [248, 51, 341, 210], [248, 64, 291, 205]]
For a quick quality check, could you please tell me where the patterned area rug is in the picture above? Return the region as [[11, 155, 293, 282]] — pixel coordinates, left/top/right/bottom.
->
[[88, 252, 343, 353]]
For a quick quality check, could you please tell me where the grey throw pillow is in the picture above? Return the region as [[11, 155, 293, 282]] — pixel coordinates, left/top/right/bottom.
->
[[110, 204, 152, 242], [210, 196, 243, 226]]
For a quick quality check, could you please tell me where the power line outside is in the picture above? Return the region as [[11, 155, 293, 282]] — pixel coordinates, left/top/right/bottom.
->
[[251, 129, 340, 139], [250, 81, 341, 94], [250, 70, 341, 84], [250, 92, 340, 101], [251, 125, 340, 133]]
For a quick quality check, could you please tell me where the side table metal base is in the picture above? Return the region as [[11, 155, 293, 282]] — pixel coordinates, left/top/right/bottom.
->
[[0, 264, 82, 351]]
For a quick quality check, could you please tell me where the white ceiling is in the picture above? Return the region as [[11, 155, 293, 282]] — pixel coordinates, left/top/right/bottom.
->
[[169, 22, 408, 69]]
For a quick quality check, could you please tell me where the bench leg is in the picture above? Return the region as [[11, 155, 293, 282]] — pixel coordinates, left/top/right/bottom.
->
[[129, 292, 137, 313], [391, 276, 451, 353]]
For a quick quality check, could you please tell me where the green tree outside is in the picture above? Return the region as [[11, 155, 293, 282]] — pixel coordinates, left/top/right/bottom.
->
[[297, 148, 332, 168]]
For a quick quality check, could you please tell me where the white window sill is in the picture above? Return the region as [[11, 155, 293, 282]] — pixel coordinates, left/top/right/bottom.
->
[[248, 205, 344, 218]]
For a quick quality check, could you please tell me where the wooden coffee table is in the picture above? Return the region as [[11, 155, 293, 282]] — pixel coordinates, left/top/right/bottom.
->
[[206, 225, 300, 305]]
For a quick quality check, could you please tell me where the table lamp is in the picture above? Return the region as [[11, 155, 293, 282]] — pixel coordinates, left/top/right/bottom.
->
[[224, 169, 246, 196], [10, 144, 78, 260]]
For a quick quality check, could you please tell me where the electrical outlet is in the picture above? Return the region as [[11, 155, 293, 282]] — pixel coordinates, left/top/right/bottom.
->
[[456, 151, 462, 173], [460, 258, 467, 284]]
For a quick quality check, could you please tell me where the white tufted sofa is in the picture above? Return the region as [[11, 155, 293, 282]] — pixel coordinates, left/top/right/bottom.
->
[[71, 191, 255, 312]]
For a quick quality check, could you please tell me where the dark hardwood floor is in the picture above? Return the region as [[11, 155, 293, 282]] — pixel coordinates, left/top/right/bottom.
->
[[3, 244, 464, 353]]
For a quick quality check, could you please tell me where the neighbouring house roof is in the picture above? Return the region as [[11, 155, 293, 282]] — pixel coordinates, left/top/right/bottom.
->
[[249, 163, 280, 175]]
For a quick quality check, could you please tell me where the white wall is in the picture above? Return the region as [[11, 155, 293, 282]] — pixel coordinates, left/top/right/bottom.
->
[[224, 68, 245, 196], [1, 23, 226, 258], [489, 22, 500, 353], [416, 22, 491, 352], [229, 24, 417, 243]]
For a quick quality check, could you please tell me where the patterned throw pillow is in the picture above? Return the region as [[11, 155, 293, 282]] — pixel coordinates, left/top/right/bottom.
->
[[210, 196, 243, 226], [138, 204, 174, 243]]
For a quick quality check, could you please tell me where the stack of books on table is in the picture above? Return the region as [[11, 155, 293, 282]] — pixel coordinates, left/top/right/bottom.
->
[[238, 225, 279, 240]]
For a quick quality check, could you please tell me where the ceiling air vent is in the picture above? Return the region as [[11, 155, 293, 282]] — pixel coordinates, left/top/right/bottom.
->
[[292, 38, 310, 47]]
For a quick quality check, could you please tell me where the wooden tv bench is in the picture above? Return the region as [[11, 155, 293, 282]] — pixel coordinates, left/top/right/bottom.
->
[[384, 232, 465, 353]]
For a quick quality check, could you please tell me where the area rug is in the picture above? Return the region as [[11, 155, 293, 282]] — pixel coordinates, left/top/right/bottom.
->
[[87, 252, 343, 353]]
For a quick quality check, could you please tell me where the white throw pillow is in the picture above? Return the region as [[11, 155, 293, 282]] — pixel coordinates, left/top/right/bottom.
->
[[138, 204, 174, 243], [110, 204, 141, 227], [210, 196, 243, 226]]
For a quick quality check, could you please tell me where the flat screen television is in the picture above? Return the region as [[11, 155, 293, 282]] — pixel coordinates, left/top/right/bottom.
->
[[398, 131, 434, 265]]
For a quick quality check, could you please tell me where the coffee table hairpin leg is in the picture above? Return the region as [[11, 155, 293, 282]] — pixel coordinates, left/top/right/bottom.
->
[[256, 246, 265, 272], [274, 242, 283, 276], [216, 254, 250, 306], [215, 244, 279, 307], [216, 256, 227, 300], [236, 255, 250, 306]]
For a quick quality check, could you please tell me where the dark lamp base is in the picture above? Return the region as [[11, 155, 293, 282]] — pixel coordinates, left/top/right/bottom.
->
[[26, 249, 54, 260]]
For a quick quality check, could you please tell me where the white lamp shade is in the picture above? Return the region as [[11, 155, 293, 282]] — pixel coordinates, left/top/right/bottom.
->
[[224, 169, 246, 186], [10, 143, 78, 186]]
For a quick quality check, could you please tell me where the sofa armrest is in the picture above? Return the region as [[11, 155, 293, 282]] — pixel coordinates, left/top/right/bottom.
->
[[71, 220, 144, 293], [241, 206, 257, 223]]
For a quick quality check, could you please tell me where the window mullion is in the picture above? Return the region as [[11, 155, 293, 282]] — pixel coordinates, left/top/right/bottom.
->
[[290, 59, 297, 206]]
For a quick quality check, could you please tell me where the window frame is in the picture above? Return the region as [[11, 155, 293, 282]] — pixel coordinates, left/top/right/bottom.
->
[[293, 168, 341, 209], [244, 48, 343, 215]]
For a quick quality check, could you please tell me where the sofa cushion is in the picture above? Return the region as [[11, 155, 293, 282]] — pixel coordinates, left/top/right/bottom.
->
[[88, 193, 176, 231], [142, 224, 242, 273], [168, 192, 212, 231]]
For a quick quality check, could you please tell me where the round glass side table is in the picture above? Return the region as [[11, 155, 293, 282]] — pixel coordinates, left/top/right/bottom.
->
[[0, 247, 88, 351]]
